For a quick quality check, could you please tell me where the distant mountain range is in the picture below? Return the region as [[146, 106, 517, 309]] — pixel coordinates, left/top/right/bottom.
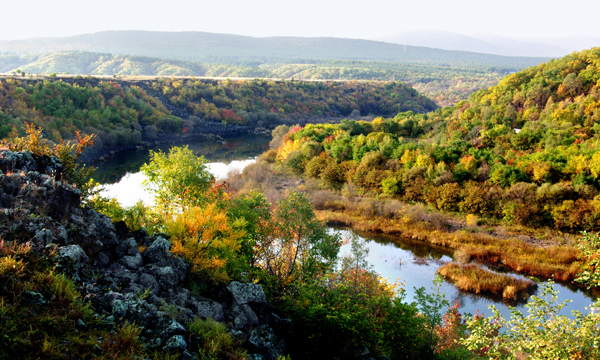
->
[[374, 30, 600, 57], [0, 31, 547, 69]]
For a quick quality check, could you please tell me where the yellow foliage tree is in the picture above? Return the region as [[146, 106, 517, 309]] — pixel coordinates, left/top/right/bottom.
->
[[276, 138, 301, 163], [167, 204, 246, 283]]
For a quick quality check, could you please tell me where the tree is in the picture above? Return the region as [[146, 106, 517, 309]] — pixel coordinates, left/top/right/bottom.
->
[[140, 146, 215, 214], [255, 190, 341, 286], [167, 204, 246, 284]]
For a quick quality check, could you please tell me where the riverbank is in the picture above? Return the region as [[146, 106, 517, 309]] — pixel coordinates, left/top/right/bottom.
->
[[223, 155, 589, 296]]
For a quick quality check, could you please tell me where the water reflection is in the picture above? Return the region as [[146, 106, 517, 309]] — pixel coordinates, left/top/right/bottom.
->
[[92, 135, 271, 184], [335, 227, 597, 320]]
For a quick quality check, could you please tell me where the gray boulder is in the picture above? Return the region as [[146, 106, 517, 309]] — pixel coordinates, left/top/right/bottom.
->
[[143, 236, 171, 264], [48, 186, 81, 221], [57, 244, 89, 269], [163, 335, 187, 351], [193, 298, 225, 322], [139, 273, 160, 293], [231, 304, 259, 329], [119, 253, 143, 270], [227, 281, 267, 307], [248, 325, 286, 359], [142, 265, 178, 291], [116, 237, 139, 257]]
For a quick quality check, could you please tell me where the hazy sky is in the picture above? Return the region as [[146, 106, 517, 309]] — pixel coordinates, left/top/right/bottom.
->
[[2, 0, 599, 41]]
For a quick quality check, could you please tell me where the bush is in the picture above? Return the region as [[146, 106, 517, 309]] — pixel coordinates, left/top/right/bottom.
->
[[305, 156, 327, 178], [283, 150, 306, 176], [188, 318, 243, 359], [156, 116, 182, 133], [427, 183, 462, 212], [1, 122, 97, 198], [258, 149, 277, 163], [281, 237, 432, 360], [462, 281, 600, 359], [167, 204, 246, 284], [320, 160, 344, 189], [381, 176, 401, 196]]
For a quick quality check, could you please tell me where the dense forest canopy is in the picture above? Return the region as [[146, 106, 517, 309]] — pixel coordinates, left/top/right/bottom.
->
[[275, 47, 600, 232], [0, 51, 507, 106], [0, 76, 435, 150]]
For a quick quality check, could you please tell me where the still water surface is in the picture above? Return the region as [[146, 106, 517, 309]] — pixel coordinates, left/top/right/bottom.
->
[[96, 136, 597, 320]]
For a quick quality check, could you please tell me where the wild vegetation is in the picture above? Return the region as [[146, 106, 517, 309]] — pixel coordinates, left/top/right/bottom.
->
[[272, 48, 600, 233], [437, 262, 537, 301], [4, 45, 600, 358], [0, 76, 434, 155], [85, 143, 477, 359], [2, 51, 506, 106], [0, 240, 151, 359], [152, 77, 436, 123], [224, 48, 600, 306], [220, 47, 600, 356]]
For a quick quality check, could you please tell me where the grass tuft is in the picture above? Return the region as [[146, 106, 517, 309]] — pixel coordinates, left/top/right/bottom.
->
[[437, 262, 537, 301]]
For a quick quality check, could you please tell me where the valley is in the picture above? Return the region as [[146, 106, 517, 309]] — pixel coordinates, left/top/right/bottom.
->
[[0, 27, 599, 358]]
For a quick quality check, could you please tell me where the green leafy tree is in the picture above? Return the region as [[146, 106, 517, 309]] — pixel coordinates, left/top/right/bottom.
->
[[140, 145, 215, 214], [255, 190, 341, 286]]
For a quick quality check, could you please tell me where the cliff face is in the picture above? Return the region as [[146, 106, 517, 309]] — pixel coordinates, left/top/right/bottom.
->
[[0, 150, 289, 359]]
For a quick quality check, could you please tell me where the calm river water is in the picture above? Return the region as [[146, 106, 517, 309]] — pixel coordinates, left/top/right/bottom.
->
[[95, 135, 598, 320]]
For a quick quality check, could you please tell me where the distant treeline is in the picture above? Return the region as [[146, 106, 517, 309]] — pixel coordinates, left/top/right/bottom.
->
[[0, 30, 548, 68], [1, 51, 510, 105], [0, 76, 435, 151]]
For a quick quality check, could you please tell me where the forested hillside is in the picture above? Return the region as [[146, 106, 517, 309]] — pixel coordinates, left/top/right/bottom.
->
[[0, 31, 548, 68], [0, 76, 435, 151], [275, 47, 600, 231], [1, 51, 511, 106]]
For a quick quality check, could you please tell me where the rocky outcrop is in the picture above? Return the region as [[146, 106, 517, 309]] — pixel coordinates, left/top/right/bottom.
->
[[0, 149, 290, 359]]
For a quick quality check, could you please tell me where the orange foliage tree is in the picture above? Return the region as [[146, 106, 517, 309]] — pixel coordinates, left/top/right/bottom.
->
[[167, 204, 247, 283]]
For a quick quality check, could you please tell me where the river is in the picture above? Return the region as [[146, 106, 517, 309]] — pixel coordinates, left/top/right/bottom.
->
[[94, 135, 598, 321]]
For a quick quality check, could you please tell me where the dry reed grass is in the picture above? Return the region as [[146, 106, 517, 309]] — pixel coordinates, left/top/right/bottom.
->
[[437, 262, 538, 301], [316, 209, 583, 282]]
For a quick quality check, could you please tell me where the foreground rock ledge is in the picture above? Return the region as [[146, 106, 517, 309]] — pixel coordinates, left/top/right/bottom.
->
[[0, 149, 290, 359]]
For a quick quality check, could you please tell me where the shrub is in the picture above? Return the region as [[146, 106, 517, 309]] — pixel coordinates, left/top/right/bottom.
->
[[156, 116, 182, 133], [256, 190, 341, 286], [1, 122, 97, 198], [462, 281, 600, 359], [311, 190, 342, 211], [320, 160, 344, 189], [428, 183, 462, 212], [304, 156, 327, 178], [188, 318, 242, 359], [141, 146, 215, 213], [381, 176, 400, 196], [167, 204, 246, 283], [300, 140, 323, 159], [281, 237, 431, 360], [576, 231, 600, 288], [459, 182, 500, 217], [258, 149, 277, 163], [552, 199, 595, 231], [283, 150, 306, 176]]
